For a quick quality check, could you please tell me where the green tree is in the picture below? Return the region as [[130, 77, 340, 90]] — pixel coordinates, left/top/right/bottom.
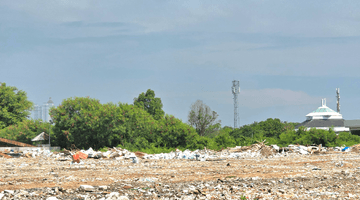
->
[[134, 89, 165, 120], [230, 125, 254, 138], [214, 131, 236, 149], [0, 82, 33, 129], [50, 96, 199, 150], [188, 100, 221, 136], [257, 118, 284, 138], [0, 119, 52, 145], [50, 97, 118, 149]]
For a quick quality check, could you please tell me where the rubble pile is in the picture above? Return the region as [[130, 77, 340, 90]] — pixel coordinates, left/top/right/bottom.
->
[[351, 144, 360, 153], [2, 151, 360, 199], [1, 142, 360, 199], [0, 141, 357, 162]]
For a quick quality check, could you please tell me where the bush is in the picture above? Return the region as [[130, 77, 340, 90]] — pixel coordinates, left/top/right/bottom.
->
[[0, 119, 53, 145], [50, 97, 199, 150], [336, 132, 360, 147], [213, 132, 236, 149]]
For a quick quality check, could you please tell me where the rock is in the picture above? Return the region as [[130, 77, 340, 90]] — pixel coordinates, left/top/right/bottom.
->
[[99, 185, 108, 190], [4, 190, 14, 195], [79, 185, 95, 192], [46, 197, 59, 200], [107, 192, 120, 197]]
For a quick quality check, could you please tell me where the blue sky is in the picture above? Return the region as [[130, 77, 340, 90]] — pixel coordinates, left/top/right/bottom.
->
[[1, 1, 360, 127]]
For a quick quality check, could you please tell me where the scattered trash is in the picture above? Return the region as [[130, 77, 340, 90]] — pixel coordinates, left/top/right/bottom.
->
[[1, 144, 360, 199], [0, 152, 12, 158], [312, 167, 321, 170], [2, 141, 360, 165], [342, 147, 350, 152]]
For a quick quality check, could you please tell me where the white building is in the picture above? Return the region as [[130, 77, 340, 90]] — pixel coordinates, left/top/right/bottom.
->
[[295, 98, 349, 132]]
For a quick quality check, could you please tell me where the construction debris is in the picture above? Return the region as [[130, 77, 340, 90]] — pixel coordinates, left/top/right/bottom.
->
[[0, 140, 356, 161], [1, 146, 360, 199], [1, 142, 360, 199], [0, 138, 36, 147], [0, 152, 12, 158]]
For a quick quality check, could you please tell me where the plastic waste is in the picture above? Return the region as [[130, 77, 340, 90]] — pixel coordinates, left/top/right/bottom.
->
[[342, 147, 350, 152]]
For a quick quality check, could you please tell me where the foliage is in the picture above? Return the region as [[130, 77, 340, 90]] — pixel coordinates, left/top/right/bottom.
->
[[99, 147, 109, 152], [134, 89, 165, 120], [277, 127, 340, 147], [0, 82, 33, 129], [3, 84, 360, 153], [230, 125, 254, 138], [0, 119, 52, 145], [118, 143, 186, 154], [187, 100, 221, 136], [256, 118, 284, 138], [336, 132, 360, 147], [50, 97, 199, 150], [213, 131, 236, 150]]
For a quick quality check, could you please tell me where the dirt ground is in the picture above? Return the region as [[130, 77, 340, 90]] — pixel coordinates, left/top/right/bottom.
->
[[1, 152, 360, 199]]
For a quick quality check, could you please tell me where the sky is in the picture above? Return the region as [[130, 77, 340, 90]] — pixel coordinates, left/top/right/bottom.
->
[[1, 1, 360, 127]]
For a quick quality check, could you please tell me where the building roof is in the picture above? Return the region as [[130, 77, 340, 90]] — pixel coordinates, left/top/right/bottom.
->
[[344, 120, 360, 127], [295, 119, 345, 129], [305, 98, 342, 119], [31, 132, 49, 141], [47, 97, 54, 104], [311, 106, 336, 113], [0, 138, 36, 147]]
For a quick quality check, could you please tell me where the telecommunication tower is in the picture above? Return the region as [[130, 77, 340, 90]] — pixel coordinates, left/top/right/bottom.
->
[[336, 88, 340, 113], [232, 80, 240, 128]]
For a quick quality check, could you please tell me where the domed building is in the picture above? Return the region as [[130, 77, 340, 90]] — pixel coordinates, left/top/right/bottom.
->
[[295, 98, 349, 133]]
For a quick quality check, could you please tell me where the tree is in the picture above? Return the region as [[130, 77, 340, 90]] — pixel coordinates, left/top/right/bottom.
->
[[0, 119, 52, 145], [230, 125, 254, 138], [188, 100, 221, 136], [257, 118, 284, 138], [50, 96, 198, 150], [134, 89, 165, 120], [0, 82, 33, 129]]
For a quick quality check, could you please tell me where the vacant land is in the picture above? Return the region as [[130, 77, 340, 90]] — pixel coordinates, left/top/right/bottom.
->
[[1, 152, 360, 199]]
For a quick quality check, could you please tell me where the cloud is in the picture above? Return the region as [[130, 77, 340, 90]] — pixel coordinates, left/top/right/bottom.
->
[[197, 89, 321, 109], [4, 1, 360, 37], [240, 89, 322, 108]]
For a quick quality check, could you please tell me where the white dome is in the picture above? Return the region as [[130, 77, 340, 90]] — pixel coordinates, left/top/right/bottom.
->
[[305, 99, 342, 120]]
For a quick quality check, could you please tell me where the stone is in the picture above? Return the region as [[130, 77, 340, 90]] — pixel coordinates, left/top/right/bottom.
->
[[79, 185, 95, 192], [99, 185, 108, 190], [46, 197, 58, 200], [107, 192, 120, 198], [4, 190, 14, 195]]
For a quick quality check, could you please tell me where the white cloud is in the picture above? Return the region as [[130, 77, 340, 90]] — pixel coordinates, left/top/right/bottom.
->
[[3, 1, 360, 37], [197, 89, 322, 109], [240, 89, 322, 108]]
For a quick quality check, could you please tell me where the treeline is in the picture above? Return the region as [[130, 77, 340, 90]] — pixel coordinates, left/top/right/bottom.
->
[[210, 119, 360, 149], [1, 83, 360, 153]]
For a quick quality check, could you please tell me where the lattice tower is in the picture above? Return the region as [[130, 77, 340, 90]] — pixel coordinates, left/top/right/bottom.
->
[[232, 80, 240, 128], [336, 88, 340, 113]]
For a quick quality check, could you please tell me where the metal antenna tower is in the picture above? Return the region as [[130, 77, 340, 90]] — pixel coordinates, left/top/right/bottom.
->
[[232, 80, 240, 128], [336, 88, 340, 113]]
